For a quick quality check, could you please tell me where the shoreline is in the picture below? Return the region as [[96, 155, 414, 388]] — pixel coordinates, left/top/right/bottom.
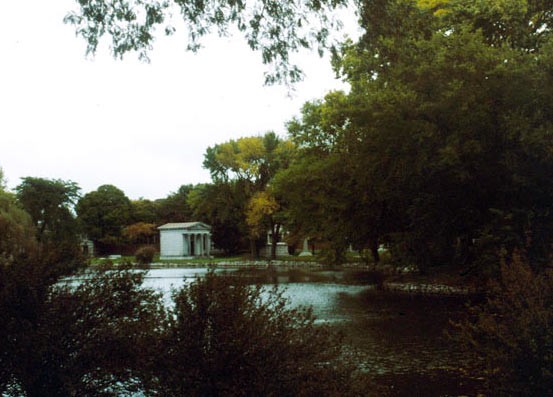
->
[[89, 260, 477, 296]]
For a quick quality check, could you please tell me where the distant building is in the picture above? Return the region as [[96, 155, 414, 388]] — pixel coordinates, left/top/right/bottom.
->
[[158, 222, 212, 259]]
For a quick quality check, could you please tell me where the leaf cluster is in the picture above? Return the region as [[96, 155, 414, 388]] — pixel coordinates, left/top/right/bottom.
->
[[278, 0, 553, 270], [0, 190, 37, 267], [15, 177, 81, 241], [64, 0, 349, 84], [454, 253, 553, 395]]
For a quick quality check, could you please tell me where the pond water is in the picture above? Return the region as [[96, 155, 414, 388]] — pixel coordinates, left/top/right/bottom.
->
[[142, 267, 481, 396]]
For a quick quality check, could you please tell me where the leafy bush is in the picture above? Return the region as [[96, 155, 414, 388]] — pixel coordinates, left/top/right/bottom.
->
[[0, 264, 165, 396], [454, 253, 553, 396], [135, 245, 156, 265], [1, 263, 355, 396], [153, 272, 354, 396]]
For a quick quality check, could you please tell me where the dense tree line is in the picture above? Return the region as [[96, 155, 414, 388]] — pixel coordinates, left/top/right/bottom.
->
[[270, 0, 553, 274], [0, 176, 201, 256]]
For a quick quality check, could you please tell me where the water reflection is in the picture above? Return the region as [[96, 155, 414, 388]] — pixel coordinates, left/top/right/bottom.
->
[[140, 268, 478, 395], [142, 269, 470, 370]]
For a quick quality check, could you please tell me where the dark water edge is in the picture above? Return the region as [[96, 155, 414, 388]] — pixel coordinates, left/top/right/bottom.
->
[[329, 289, 484, 396], [362, 370, 484, 397], [142, 268, 485, 396]]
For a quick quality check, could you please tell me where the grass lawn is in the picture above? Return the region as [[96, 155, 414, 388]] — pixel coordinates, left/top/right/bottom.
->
[[88, 251, 388, 268]]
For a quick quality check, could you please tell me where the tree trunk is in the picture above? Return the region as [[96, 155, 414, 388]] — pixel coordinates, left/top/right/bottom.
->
[[250, 238, 258, 258], [370, 238, 380, 264]]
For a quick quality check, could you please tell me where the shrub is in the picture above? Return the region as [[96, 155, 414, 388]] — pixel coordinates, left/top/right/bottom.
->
[[0, 264, 165, 396], [135, 245, 156, 266], [454, 252, 553, 396], [154, 272, 354, 396], [1, 265, 356, 396]]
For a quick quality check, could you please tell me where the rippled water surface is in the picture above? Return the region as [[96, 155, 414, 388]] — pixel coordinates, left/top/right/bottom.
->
[[141, 267, 479, 395]]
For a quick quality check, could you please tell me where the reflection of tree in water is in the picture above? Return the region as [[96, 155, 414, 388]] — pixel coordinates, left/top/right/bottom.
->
[[332, 290, 481, 395]]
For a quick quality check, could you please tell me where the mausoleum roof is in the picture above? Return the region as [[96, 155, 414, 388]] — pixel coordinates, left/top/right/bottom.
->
[[158, 222, 211, 231]]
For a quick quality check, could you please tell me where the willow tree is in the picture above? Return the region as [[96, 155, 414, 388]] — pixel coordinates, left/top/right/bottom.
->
[[64, 0, 350, 84]]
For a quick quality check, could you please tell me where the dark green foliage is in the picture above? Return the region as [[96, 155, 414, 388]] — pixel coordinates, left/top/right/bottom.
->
[[1, 256, 353, 396], [130, 198, 158, 224], [15, 177, 80, 241], [15, 177, 80, 245], [0, 190, 37, 266], [77, 184, 133, 254], [135, 245, 156, 265], [279, 0, 553, 272], [154, 184, 195, 224], [0, 167, 6, 190], [189, 182, 249, 254], [15, 177, 82, 267], [454, 253, 553, 395], [154, 272, 354, 396]]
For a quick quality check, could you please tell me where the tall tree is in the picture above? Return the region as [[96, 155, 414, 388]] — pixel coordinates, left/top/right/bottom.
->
[[245, 190, 284, 259], [15, 177, 80, 242], [279, 0, 553, 270], [281, 90, 406, 263], [202, 132, 295, 257], [77, 185, 133, 254], [0, 190, 37, 267], [14, 177, 82, 268]]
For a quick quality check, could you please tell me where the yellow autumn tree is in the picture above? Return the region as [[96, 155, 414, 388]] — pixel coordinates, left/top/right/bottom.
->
[[246, 191, 282, 259], [201, 132, 296, 257]]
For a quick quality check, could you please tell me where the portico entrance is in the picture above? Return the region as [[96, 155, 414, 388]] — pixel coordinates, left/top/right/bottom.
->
[[158, 222, 212, 259]]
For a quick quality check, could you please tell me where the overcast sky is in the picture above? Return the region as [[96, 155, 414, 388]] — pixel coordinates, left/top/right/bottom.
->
[[0, 1, 358, 200]]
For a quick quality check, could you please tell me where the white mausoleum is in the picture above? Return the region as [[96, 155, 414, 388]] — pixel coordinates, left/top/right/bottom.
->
[[158, 222, 212, 259]]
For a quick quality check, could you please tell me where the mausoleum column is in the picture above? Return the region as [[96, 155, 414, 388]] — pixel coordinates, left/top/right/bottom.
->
[[183, 234, 188, 256], [198, 233, 203, 256]]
